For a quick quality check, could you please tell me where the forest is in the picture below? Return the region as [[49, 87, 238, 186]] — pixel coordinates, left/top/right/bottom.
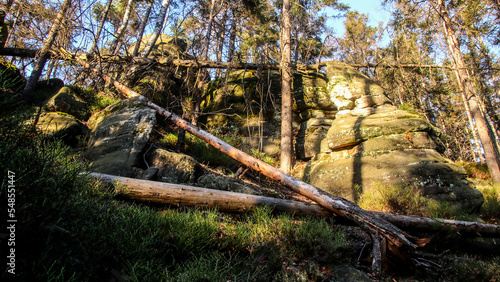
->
[[1, 0, 500, 280]]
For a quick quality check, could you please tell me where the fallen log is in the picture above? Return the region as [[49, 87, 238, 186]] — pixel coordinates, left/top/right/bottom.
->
[[66, 50, 421, 271], [89, 172, 500, 238], [89, 172, 331, 218]]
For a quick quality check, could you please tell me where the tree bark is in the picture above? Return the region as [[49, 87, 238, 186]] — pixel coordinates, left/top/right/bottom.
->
[[90, 0, 113, 52], [89, 172, 331, 217], [434, 0, 500, 183], [141, 0, 171, 58], [132, 0, 153, 57], [89, 172, 500, 238], [109, 0, 134, 55], [227, 9, 237, 61], [202, 0, 217, 61], [21, 0, 72, 101], [280, 0, 294, 174]]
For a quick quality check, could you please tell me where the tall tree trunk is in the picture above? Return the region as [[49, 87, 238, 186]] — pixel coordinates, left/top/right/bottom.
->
[[141, 0, 171, 58], [90, 0, 113, 52], [227, 9, 237, 62], [203, 0, 217, 60], [215, 7, 227, 78], [21, 0, 72, 101], [280, 0, 294, 173], [132, 0, 153, 57], [109, 0, 134, 55], [434, 0, 500, 183]]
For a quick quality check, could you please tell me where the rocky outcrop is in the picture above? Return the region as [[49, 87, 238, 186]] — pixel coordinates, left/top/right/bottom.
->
[[145, 148, 202, 184], [45, 86, 89, 120], [37, 111, 86, 146], [294, 61, 484, 212], [86, 96, 156, 177]]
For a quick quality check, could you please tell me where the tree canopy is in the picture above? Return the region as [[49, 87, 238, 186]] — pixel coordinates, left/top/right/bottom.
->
[[1, 0, 499, 181]]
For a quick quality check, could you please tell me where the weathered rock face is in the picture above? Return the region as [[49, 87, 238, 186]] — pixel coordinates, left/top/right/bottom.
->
[[45, 87, 89, 120], [201, 70, 284, 156], [86, 96, 156, 177], [146, 148, 201, 184], [37, 111, 86, 146], [294, 61, 483, 212]]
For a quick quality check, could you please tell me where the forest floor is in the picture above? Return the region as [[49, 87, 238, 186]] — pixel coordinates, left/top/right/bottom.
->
[[1, 103, 500, 281]]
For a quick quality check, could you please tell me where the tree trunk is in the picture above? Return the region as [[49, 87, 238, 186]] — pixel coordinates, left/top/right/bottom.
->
[[202, 0, 217, 61], [132, 0, 153, 57], [21, 0, 71, 101], [90, 0, 113, 52], [280, 0, 294, 174], [90, 172, 500, 238], [109, 0, 134, 55], [215, 7, 227, 78], [74, 55, 420, 248], [141, 0, 171, 58], [227, 9, 237, 61], [434, 0, 500, 183]]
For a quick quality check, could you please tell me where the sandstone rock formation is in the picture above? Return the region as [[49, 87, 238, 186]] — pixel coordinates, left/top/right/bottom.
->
[[45, 86, 89, 120], [201, 61, 484, 212], [294, 61, 483, 212], [86, 96, 156, 177]]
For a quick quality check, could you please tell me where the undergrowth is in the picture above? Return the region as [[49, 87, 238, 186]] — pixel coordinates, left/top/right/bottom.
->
[[160, 132, 276, 167], [357, 182, 470, 220], [0, 109, 347, 280]]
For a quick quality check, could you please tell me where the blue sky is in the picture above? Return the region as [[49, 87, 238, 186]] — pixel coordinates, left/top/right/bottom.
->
[[328, 1, 393, 45], [329, 1, 391, 34]]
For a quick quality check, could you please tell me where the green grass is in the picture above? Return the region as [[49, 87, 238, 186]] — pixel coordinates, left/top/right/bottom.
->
[[2, 71, 500, 280], [0, 112, 348, 280], [357, 182, 469, 220]]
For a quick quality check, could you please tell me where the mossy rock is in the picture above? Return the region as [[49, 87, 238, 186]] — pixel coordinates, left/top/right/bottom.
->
[[128, 34, 190, 59], [86, 97, 157, 177], [37, 111, 87, 146], [0, 59, 25, 94], [146, 148, 201, 184], [196, 174, 262, 195], [295, 118, 334, 160], [323, 61, 390, 111], [293, 71, 332, 111], [300, 149, 484, 212], [45, 87, 89, 120], [30, 78, 65, 104], [201, 70, 281, 134]]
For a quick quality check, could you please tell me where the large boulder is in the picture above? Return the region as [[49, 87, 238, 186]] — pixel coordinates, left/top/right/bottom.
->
[[45, 86, 89, 120], [145, 148, 202, 184], [86, 96, 156, 177], [295, 61, 484, 212], [37, 111, 87, 146], [325, 61, 390, 110], [295, 118, 333, 160]]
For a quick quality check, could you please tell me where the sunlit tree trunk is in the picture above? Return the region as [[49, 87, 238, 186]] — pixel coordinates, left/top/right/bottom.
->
[[227, 9, 237, 62], [109, 0, 134, 55], [90, 0, 113, 52], [132, 0, 153, 57], [280, 0, 293, 173], [142, 0, 171, 58], [203, 0, 217, 61], [21, 0, 71, 101], [434, 0, 500, 182]]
